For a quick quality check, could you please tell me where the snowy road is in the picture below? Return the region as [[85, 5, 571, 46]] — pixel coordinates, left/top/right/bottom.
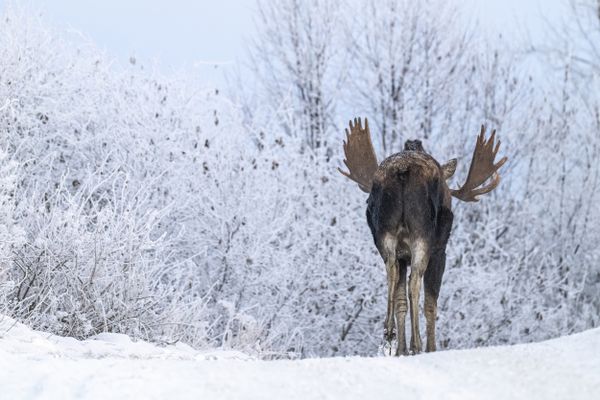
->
[[0, 317, 598, 400]]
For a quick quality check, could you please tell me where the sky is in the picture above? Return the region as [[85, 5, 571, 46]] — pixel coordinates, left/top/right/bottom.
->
[[0, 0, 566, 84]]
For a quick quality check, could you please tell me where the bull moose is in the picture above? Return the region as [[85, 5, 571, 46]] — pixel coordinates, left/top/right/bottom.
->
[[338, 118, 507, 355]]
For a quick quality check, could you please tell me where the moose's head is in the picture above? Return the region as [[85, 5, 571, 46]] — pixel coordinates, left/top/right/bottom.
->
[[403, 139, 424, 152]]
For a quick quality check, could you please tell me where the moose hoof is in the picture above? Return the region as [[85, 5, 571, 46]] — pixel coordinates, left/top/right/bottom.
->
[[410, 337, 422, 354], [383, 327, 395, 343], [425, 343, 436, 353], [395, 345, 408, 356]]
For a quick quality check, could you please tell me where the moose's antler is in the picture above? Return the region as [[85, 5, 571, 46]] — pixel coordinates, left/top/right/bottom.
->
[[450, 125, 508, 202], [338, 117, 379, 193]]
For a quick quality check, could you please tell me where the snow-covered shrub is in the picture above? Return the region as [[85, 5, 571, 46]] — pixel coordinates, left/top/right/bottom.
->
[[0, 8, 382, 356], [0, 8, 227, 343], [0, 2, 598, 359]]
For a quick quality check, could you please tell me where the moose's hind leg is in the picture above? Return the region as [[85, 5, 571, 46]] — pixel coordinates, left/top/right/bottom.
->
[[394, 259, 408, 356], [384, 256, 398, 345], [381, 235, 398, 346], [408, 240, 430, 354]]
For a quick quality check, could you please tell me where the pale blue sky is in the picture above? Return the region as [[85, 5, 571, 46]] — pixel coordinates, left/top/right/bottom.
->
[[17, 0, 257, 64], [0, 0, 565, 84]]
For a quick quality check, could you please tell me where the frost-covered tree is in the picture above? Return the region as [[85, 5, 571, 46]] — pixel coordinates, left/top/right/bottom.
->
[[344, 0, 470, 154], [247, 0, 344, 151]]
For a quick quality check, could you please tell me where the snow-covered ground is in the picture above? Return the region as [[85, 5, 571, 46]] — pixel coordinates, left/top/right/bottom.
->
[[0, 316, 598, 400]]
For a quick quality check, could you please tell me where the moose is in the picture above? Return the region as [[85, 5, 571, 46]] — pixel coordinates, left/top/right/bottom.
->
[[338, 118, 507, 355]]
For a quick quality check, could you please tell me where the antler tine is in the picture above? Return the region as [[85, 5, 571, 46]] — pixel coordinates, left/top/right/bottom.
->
[[337, 117, 379, 193], [466, 173, 501, 202], [450, 125, 508, 202], [488, 129, 496, 146]]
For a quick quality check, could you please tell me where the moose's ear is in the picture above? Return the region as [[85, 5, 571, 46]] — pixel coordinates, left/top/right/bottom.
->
[[441, 159, 457, 180]]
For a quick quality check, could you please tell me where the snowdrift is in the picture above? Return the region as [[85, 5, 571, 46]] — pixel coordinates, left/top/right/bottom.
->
[[0, 316, 598, 400]]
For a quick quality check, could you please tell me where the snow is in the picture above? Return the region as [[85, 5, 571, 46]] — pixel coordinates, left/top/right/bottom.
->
[[0, 316, 598, 400]]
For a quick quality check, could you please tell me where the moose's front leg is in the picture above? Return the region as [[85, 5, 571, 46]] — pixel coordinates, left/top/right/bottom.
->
[[424, 207, 452, 352], [424, 250, 446, 353]]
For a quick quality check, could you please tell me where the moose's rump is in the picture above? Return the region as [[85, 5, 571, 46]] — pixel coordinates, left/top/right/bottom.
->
[[366, 151, 446, 246]]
